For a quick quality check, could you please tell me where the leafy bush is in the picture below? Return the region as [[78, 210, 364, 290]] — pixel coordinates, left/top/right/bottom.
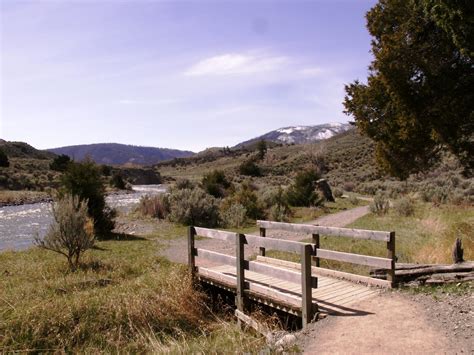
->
[[201, 170, 231, 198], [136, 194, 170, 219], [238, 158, 261, 177], [348, 194, 359, 205], [369, 192, 390, 215], [61, 159, 115, 236], [49, 154, 71, 172], [224, 183, 265, 220], [110, 172, 127, 190], [286, 169, 324, 207], [256, 140, 267, 160], [0, 149, 9, 168], [260, 186, 292, 222], [34, 194, 95, 271], [221, 203, 247, 228], [168, 188, 220, 227], [394, 196, 415, 217], [175, 178, 194, 190]]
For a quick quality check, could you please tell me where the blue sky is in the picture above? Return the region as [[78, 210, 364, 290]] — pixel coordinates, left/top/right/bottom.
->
[[1, 0, 376, 152]]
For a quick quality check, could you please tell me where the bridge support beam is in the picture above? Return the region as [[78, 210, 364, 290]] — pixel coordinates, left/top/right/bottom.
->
[[301, 244, 314, 328]]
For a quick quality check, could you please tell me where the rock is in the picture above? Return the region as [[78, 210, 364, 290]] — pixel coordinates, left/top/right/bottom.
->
[[274, 334, 297, 349]]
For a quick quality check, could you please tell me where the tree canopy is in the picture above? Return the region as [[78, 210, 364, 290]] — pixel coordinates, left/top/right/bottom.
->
[[344, 0, 473, 179]]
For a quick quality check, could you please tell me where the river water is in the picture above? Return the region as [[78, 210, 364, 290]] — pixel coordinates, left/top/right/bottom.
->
[[0, 185, 166, 252]]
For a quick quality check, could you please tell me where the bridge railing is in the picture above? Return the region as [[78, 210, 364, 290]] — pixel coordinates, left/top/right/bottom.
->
[[257, 220, 396, 288], [187, 226, 317, 326]]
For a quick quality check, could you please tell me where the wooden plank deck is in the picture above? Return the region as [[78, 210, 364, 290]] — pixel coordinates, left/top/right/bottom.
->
[[197, 262, 381, 316]]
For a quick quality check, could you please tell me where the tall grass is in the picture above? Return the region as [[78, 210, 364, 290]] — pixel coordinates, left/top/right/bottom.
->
[[0, 236, 264, 352]]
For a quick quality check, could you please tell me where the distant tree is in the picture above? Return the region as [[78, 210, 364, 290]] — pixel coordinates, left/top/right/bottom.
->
[[101, 165, 112, 176], [110, 172, 127, 190], [286, 169, 324, 207], [239, 158, 261, 177], [61, 159, 115, 237], [202, 170, 231, 198], [35, 194, 95, 271], [0, 149, 9, 167], [49, 154, 71, 172], [344, 0, 473, 179], [256, 140, 267, 160]]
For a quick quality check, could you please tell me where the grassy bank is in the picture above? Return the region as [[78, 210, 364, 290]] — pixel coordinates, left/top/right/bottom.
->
[[0, 234, 265, 352], [266, 202, 473, 276], [0, 190, 52, 206]]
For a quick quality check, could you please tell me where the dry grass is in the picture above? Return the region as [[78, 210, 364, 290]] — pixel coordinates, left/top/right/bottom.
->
[[0, 190, 51, 206], [0, 234, 265, 352]]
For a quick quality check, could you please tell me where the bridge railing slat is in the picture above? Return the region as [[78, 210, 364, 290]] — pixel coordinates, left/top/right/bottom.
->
[[315, 249, 393, 269]]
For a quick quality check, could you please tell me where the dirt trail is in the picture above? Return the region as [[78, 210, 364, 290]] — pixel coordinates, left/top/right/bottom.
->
[[300, 292, 469, 354]]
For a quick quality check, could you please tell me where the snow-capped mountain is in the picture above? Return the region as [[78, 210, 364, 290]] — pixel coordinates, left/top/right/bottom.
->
[[236, 123, 352, 147]]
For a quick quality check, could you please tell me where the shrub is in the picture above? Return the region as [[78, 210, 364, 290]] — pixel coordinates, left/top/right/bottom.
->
[[49, 154, 71, 172], [224, 183, 265, 220], [239, 159, 261, 177], [394, 196, 415, 217], [286, 169, 324, 207], [111, 172, 127, 190], [260, 186, 292, 222], [369, 192, 390, 215], [0, 149, 9, 167], [348, 194, 359, 205], [343, 181, 355, 192], [168, 188, 220, 227], [175, 178, 194, 190], [34, 194, 95, 271], [136, 194, 170, 219], [221, 203, 247, 228], [201, 170, 231, 198], [61, 159, 115, 237], [256, 140, 267, 160], [333, 188, 343, 198]]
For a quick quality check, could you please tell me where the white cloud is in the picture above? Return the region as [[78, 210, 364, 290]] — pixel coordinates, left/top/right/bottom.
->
[[117, 98, 180, 105], [184, 53, 288, 77], [300, 66, 325, 77]]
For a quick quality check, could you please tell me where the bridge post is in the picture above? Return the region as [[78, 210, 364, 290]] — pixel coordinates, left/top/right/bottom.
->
[[188, 226, 196, 282], [259, 227, 266, 256], [387, 232, 396, 287], [236, 233, 246, 314], [301, 244, 313, 328], [312, 233, 320, 267]]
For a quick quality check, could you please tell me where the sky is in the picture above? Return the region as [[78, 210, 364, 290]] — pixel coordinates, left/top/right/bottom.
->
[[0, 0, 376, 152]]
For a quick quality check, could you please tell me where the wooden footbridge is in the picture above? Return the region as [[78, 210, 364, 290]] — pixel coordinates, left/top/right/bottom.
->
[[188, 220, 396, 328]]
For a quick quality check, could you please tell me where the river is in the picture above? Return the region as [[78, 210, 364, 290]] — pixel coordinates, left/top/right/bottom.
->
[[0, 185, 166, 252]]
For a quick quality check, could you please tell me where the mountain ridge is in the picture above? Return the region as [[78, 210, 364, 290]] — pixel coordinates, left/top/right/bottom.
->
[[235, 122, 352, 148], [47, 143, 195, 166]]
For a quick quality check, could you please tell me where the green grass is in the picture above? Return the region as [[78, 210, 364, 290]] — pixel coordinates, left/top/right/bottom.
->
[[265, 202, 473, 276], [0, 233, 266, 352]]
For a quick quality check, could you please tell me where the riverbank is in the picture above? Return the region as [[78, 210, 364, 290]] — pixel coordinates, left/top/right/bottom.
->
[[0, 190, 52, 207]]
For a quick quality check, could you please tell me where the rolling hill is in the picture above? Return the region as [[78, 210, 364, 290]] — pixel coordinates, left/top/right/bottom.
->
[[48, 143, 195, 166]]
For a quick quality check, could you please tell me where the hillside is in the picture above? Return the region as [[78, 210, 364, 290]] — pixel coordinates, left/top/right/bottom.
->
[[157, 128, 378, 186], [48, 143, 195, 166], [0, 139, 55, 160], [235, 122, 352, 148]]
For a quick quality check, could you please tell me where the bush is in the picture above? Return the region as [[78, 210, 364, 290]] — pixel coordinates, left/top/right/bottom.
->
[[175, 178, 194, 190], [201, 170, 231, 198], [168, 188, 220, 227], [221, 203, 247, 228], [34, 194, 95, 271], [286, 169, 324, 207], [136, 194, 170, 219], [61, 159, 115, 237], [348, 194, 359, 205], [239, 159, 261, 177], [0, 149, 9, 167], [49, 154, 71, 172], [333, 188, 343, 198], [260, 186, 292, 222], [110, 172, 127, 190], [224, 183, 265, 220], [394, 196, 415, 217], [369, 192, 390, 215]]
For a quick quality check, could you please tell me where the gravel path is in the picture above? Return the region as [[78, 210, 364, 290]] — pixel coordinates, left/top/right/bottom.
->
[[299, 290, 473, 354]]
